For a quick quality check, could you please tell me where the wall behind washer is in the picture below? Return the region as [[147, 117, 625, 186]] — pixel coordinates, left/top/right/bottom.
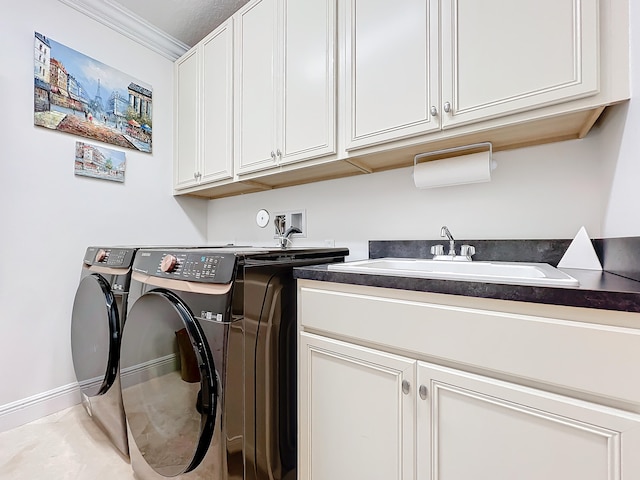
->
[[0, 0, 208, 430], [207, 128, 608, 261]]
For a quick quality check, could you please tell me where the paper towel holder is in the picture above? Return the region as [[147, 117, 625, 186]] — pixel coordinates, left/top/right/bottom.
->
[[413, 141, 494, 168]]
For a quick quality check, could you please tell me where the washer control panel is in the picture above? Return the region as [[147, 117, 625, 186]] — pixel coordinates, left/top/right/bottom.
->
[[84, 246, 136, 267], [133, 250, 237, 284]]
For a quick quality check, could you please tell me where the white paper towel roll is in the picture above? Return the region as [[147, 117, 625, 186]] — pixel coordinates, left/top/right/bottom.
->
[[413, 150, 495, 189]]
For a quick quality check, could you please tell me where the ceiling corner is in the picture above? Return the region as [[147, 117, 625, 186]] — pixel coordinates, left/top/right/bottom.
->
[[57, 0, 189, 61]]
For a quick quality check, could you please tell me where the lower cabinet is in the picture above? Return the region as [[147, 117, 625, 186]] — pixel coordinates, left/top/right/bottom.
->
[[299, 331, 640, 480], [417, 363, 640, 480], [299, 332, 415, 480]]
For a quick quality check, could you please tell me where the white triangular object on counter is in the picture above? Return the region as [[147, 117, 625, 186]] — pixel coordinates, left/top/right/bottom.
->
[[557, 226, 602, 271]]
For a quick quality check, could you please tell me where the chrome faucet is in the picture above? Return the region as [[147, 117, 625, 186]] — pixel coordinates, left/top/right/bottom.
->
[[431, 226, 476, 261], [440, 226, 456, 256], [279, 226, 302, 248]]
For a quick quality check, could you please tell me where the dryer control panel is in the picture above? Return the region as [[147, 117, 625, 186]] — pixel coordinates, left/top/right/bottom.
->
[[84, 246, 136, 267], [133, 250, 237, 284]]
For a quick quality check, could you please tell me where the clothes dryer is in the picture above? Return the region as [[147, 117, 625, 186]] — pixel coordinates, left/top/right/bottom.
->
[[120, 246, 348, 479], [70, 246, 138, 457]]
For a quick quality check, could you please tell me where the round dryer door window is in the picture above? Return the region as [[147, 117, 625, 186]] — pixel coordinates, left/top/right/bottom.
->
[[71, 274, 120, 397], [120, 288, 218, 477]]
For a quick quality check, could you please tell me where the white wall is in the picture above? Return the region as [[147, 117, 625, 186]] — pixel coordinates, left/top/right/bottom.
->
[[0, 0, 208, 428], [601, 0, 640, 236], [207, 6, 639, 260], [207, 134, 606, 261]]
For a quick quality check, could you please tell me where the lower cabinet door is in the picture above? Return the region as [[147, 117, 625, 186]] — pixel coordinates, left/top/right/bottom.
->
[[299, 332, 415, 480], [417, 362, 640, 480]]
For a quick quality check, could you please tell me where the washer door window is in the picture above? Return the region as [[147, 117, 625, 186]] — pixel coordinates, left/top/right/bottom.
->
[[120, 289, 218, 477], [71, 273, 120, 397]]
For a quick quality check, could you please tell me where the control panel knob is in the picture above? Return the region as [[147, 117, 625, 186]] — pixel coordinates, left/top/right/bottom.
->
[[160, 254, 178, 273], [95, 249, 108, 262]]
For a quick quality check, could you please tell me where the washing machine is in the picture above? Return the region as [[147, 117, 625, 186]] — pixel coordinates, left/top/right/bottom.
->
[[119, 246, 348, 480], [70, 246, 139, 457]]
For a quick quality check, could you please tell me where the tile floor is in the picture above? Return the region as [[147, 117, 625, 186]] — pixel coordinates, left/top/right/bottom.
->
[[0, 405, 135, 479]]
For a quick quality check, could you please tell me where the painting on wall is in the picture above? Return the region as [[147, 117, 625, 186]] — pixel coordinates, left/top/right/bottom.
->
[[34, 31, 153, 153], [75, 141, 126, 183]]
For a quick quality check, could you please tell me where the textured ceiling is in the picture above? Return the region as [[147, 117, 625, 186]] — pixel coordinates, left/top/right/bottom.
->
[[113, 0, 249, 47]]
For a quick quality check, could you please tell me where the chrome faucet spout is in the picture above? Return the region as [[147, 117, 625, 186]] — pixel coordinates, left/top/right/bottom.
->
[[440, 226, 456, 256], [279, 226, 302, 248]]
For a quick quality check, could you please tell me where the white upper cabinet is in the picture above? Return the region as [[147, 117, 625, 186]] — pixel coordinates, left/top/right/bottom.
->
[[234, 0, 336, 175], [345, 0, 440, 150], [440, 0, 599, 128], [345, 0, 600, 150], [174, 20, 234, 190], [174, 48, 199, 189], [174, 0, 627, 198], [280, 0, 336, 165], [200, 21, 234, 183], [234, 0, 278, 174]]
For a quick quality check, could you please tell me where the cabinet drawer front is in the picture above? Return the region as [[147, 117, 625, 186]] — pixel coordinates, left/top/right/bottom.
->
[[299, 284, 640, 405]]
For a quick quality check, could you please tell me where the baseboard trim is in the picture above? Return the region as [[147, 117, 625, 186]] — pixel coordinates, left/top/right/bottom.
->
[[0, 354, 179, 433], [0, 383, 81, 433], [120, 354, 177, 389]]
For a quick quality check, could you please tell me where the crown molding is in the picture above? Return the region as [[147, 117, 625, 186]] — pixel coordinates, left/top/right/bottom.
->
[[58, 0, 189, 61]]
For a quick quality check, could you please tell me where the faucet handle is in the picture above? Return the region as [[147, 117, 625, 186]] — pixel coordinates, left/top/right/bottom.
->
[[460, 245, 476, 257], [430, 244, 444, 256]]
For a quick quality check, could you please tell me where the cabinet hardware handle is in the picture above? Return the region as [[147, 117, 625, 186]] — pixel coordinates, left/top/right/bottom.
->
[[430, 106, 438, 116], [419, 384, 428, 400], [443, 101, 451, 113], [270, 151, 276, 160], [276, 149, 282, 159], [402, 380, 410, 395]]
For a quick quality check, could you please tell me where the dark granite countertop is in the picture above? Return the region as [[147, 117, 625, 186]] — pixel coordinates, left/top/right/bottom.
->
[[293, 265, 640, 313], [293, 238, 640, 313]]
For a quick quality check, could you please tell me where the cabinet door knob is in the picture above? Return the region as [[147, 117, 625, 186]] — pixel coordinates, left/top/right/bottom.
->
[[430, 106, 438, 117], [419, 384, 428, 400], [443, 101, 451, 113], [276, 149, 282, 159], [270, 151, 276, 160], [402, 380, 411, 395]]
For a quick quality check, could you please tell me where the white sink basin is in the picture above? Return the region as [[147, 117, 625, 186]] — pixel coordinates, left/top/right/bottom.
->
[[327, 258, 579, 287]]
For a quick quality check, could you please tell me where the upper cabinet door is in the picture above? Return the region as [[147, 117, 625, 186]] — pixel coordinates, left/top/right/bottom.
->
[[174, 48, 200, 189], [201, 20, 234, 183], [234, 0, 279, 174], [345, 0, 441, 150], [279, 0, 336, 165], [440, 0, 599, 128]]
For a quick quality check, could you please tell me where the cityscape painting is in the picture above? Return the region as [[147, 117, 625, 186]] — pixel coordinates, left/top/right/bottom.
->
[[75, 141, 126, 183], [34, 32, 153, 153]]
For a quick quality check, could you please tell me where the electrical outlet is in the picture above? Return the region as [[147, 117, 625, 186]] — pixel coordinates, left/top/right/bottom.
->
[[274, 210, 306, 238]]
